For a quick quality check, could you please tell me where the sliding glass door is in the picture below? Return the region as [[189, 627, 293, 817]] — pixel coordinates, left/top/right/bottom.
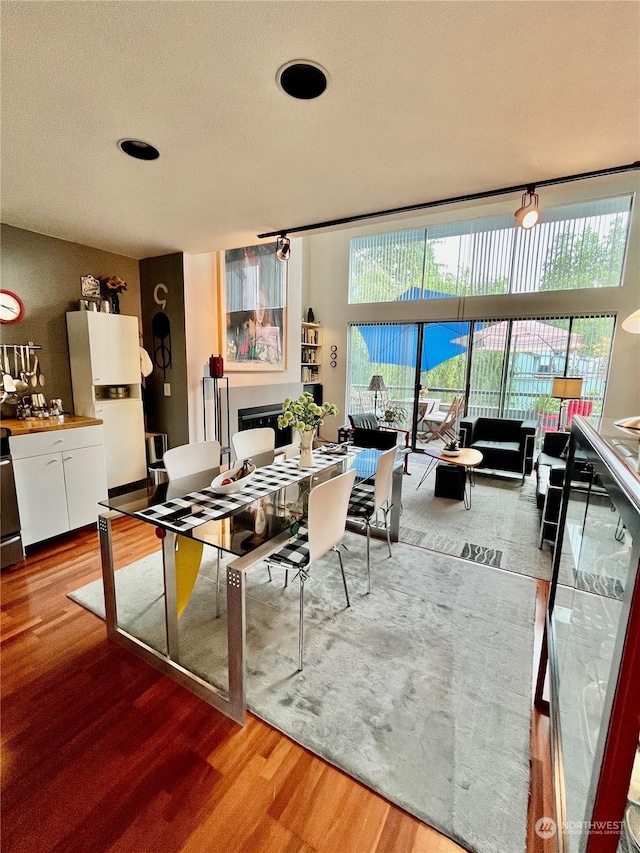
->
[[349, 314, 614, 446]]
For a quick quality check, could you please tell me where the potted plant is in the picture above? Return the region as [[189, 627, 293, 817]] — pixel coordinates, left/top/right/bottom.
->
[[278, 392, 339, 467], [382, 403, 407, 425]]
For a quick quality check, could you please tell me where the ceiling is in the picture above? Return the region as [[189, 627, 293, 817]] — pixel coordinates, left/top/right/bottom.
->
[[2, 1, 639, 260]]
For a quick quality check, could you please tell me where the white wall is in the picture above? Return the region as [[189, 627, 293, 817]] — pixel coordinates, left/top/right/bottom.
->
[[306, 172, 640, 439], [184, 251, 218, 442]]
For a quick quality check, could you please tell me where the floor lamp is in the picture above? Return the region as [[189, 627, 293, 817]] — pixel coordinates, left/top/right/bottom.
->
[[368, 374, 387, 417], [551, 377, 583, 431]]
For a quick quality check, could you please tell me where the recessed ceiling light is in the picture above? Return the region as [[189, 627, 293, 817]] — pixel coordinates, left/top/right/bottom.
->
[[277, 61, 329, 100], [118, 139, 160, 161]]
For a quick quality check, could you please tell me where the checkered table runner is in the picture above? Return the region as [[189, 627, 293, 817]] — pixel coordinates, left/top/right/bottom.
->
[[134, 447, 364, 534]]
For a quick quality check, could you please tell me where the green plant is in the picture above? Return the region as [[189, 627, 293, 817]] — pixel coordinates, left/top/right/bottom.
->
[[382, 403, 407, 424], [534, 395, 558, 414], [278, 392, 338, 433]]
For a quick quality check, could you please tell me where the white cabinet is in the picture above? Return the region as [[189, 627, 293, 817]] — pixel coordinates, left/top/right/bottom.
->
[[11, 426, 108, 547], [67, 312, 140, 386], [94, 400, 146, 489], [67, 311, 146, 488]]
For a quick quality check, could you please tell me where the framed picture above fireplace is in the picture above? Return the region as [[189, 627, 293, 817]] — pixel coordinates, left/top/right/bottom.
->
[[222, 242, 287, 371]]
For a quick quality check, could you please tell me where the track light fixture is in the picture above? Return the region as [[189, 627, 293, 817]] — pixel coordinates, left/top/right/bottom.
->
[[275, 234, 291, 262], [257, 162, 640, 241], [514, 185, 541, 229]]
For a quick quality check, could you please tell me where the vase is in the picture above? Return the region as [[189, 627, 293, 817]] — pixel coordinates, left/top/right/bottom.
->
[[298, 429, 316, 468], [110, 292, 120, 314]]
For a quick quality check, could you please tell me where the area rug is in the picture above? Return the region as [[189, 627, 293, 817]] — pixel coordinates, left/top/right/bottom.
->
[[69, 534, 536, 853], [400, 457, 552, 581]]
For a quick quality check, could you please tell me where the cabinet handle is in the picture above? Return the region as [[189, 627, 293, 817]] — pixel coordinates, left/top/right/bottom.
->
[[47, 459, 58, 464], [64, 456, 73, 461], [55, 439, 63, 444]]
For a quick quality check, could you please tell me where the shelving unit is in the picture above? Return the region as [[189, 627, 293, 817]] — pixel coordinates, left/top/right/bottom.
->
[[301, 321, 322, 384]]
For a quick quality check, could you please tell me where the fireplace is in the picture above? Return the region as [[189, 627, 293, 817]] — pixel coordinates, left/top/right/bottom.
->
[[237, 404, 291, 448]]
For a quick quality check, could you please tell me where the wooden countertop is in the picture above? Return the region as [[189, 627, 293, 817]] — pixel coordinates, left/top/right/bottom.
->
[[0, 415, 103, 436]]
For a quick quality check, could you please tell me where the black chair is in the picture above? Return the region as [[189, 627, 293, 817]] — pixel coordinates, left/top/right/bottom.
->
[[348, 413, 410, 472], [459, 416, 537, 483]]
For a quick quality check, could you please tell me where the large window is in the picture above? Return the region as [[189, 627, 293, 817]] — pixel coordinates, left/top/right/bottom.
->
[[348, 315, 615, 442], [348, 195, 632, 304]]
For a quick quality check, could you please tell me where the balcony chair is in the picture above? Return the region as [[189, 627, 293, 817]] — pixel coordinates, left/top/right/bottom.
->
[[418, 396, 464, 444], [566, 399, 594, 428], [348, 412, 410, 473], [458, 416, 537, 483], [346, 445, 397, 595], [264, 468, 356, 671], [162, 440, 222, 618]]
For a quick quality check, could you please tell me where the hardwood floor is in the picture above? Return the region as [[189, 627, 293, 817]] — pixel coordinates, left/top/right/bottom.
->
[[1, 517, 551, 853]]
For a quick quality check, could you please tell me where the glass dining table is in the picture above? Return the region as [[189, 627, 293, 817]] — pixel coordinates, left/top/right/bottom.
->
[[97, 445, 406, 724]]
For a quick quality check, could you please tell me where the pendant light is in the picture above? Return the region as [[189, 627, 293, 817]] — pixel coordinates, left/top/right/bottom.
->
[[514, 185, 541, 229]]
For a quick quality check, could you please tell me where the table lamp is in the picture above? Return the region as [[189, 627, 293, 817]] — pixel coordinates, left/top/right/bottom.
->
[[368, 375, 387, 416], [551, 377, 583, 431]]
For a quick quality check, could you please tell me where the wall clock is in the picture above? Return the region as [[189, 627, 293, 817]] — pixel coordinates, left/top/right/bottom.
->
[[0, 290, 25, 324]]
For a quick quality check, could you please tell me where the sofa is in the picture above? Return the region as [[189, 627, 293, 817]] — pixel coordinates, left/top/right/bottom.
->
[[458, 416, 537, 482]]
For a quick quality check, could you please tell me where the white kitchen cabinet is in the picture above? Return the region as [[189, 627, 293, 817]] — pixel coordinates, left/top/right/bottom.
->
[[67, 311, 146, 488], [11, 426, 108, 547], [67, 312, 140, 386], [94, 400, 146, 489]]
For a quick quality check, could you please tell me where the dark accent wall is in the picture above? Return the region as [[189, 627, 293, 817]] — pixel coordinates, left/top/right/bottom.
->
[[0, 224, 140, 418], [139, 253, 189, 448]]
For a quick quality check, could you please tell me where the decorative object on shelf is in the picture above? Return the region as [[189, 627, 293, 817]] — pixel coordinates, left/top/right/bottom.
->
[[368, 374, 387, 415], [98, 275, 128, 315], [307, 307, 315, 323], [382, 403, 407, 425], [80, 275, 101, 298], [278, 391, 339, 468], [0, 290, 25, 325], [209, 354, 224, 378]]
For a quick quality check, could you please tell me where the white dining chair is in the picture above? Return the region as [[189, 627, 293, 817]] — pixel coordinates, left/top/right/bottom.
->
[[231, 427, 277, 466], [163, 440, 222, 618], [346, 445, 397, 594], [163, 440, 221, 479], [264, 467, 356, 671]]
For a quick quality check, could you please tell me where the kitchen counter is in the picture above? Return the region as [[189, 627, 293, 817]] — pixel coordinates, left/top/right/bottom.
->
[[0, 415, 103, 436]]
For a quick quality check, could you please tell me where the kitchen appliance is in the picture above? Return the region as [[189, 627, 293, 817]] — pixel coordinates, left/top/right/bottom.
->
[[0, 428, 24, 568], [145, 432, 168, 485]]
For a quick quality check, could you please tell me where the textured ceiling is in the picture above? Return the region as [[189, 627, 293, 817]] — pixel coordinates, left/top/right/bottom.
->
[[1, 1, 639, 259]]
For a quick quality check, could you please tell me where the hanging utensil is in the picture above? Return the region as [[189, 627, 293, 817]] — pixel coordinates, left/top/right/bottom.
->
[[2, 346, 16, 392], [30, 356, 39, 387], [38, 362, 46, 387], [14, 347, 29, 393]]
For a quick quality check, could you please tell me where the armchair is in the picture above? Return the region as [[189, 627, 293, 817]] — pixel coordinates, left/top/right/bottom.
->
[[458, 416, 537, 483], [347, 412, 410, 473]]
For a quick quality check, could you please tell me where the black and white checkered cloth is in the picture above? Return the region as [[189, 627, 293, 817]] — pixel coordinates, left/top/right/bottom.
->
[[134, 448, 364, 534], [265, 525, 310, 568], [347, 481, 376, 518]]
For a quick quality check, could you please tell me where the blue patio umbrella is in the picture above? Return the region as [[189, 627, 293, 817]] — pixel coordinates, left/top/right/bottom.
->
[[357, 319, 470, 372]]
